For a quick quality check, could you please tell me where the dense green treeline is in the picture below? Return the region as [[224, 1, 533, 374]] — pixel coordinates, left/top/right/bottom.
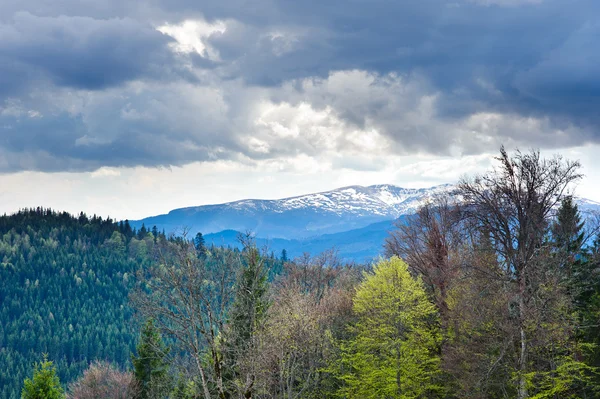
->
[[0, 209, 154, 398], [0, 209, 286, 399]]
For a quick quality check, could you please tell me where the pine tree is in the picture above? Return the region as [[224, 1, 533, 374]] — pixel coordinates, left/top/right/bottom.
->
[[131, 319, 172, 399], [194, 232, 206, 255], [21, 355, 65, 399], [552, 196, 585, 282], [280, 249, 288, 263], [223, 244, 270, 398]]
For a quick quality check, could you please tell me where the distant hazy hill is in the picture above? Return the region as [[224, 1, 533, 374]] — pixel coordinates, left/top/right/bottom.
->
[[203, 218, 404, 263], [132, 184, 454, 239], [132, 184, 600, 262]]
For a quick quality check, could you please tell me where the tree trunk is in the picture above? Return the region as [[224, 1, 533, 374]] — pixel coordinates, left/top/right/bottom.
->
[[517, 278, 528, 399], [518, 325, 527, 399], [195, 356, 212, 399]]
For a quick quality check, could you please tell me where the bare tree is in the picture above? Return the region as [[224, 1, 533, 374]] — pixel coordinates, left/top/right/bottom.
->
[[131, 238, 241, 399], [458, 147, 582, 399], [250, 253, 358, 399], [68, 362, 135, 399], [384, 195, 465, 331], [281, 249, 343, 302]]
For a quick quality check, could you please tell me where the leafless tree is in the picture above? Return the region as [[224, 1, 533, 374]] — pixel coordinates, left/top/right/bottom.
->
[[249, 253, 358, 399], [281, 249, 343, 302], [68, 362, 136, 399], [458, 147, 582, 399], [384, 195, 466, 331], [131, 237, 241, 399]]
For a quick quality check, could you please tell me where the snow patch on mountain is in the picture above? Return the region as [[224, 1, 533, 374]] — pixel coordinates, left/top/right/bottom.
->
[[181, 183, 456, 219], [133, 183, 599, 240]]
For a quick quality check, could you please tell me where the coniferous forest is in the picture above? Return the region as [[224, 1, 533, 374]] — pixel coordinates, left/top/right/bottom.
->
[[4, 148, 600, 399]]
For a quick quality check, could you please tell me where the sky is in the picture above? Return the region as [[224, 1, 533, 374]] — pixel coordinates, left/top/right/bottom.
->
[[1, 0, 600, 220]]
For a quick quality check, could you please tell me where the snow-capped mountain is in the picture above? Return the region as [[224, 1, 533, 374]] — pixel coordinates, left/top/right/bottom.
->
[[227, 184, 455, 218], [132, 184, 600, 261], [132, 184, 456, 239]]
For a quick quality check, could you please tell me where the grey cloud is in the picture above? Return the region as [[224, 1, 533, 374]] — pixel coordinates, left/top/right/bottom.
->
[[513, 22, 600, 120], [0, 12, 192, 94], [1, 0, 600, 173], [0, 82, 244, 172], [199, 0, 600, 122]]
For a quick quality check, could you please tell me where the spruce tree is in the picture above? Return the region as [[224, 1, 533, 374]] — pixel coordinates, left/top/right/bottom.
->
[[223, 244, 270, 398], [280, 249, 288, 263], [194, 232, 206, 255], [131, 319, 172, 399], [552, 196, 585, 279], [551, 197, 597, 316], [21, 356, 65, 399]]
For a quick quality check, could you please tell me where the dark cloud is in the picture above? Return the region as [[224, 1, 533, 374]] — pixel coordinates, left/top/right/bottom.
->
[[0, 12, 191, 93], [0, 109, 239, 173], [162, 0, 600, 136], [1, 0, 600, 172]]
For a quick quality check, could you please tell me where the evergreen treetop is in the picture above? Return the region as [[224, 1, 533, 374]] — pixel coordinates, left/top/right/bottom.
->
[[21, 356, 65, 399], [131, 319, 172, 399]]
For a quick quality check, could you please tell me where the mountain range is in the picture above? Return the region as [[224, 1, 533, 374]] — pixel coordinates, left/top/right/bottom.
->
[[132, 184, 600, 263]]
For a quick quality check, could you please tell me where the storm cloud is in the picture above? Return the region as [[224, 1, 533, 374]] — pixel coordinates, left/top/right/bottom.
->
[[1, 0, 599, 172]]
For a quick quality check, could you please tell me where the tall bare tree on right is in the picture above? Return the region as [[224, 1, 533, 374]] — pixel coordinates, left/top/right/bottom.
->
[[458, 147, 582, 399]]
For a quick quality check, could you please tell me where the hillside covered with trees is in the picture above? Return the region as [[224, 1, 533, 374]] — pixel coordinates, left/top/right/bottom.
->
[[0, 210, 160, 398], [0, 210, 285, 398]]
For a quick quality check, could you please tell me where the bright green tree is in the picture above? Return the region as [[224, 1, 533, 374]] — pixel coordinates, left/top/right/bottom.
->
[[336, 257, 442, 399], [21, 355, 65, 399], [132, 319, 172, 399], [170, 375, 198, 399]]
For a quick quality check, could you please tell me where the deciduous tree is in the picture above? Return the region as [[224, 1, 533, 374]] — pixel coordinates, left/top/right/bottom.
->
[[68, 362, 134, 399], [336, 257, 441, 399], [131, 239, 240, 399], [458, 147, 584, 398]]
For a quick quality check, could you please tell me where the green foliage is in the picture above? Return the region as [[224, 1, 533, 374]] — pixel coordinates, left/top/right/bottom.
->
[[132, 319, 172, 399], [193, 232, 206, 255], [551, 197, 588, 297], [21, 356, 65, 399], [526, 354, 600, 398], [170, 376, 199, 399], [0, 208, 159, 398], [222, 244, 271, 397], [551, 198, 600, 370], [227, 245, 270, 348], [280, 249, 288, 262], [552, 197, 585, 256], [336, 257, 442, 398], [3, 179, 600, 399]]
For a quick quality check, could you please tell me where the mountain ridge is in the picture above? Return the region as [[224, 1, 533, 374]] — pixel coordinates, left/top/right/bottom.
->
[[132, 183, 456, 239]]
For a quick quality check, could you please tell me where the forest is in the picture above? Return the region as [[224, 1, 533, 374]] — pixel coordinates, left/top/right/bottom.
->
[[5, 148, 600, 399]]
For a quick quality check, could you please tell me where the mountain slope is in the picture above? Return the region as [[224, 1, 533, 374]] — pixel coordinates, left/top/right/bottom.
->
[[133, 184, 600, 261], [132, 184, 454, 239]]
